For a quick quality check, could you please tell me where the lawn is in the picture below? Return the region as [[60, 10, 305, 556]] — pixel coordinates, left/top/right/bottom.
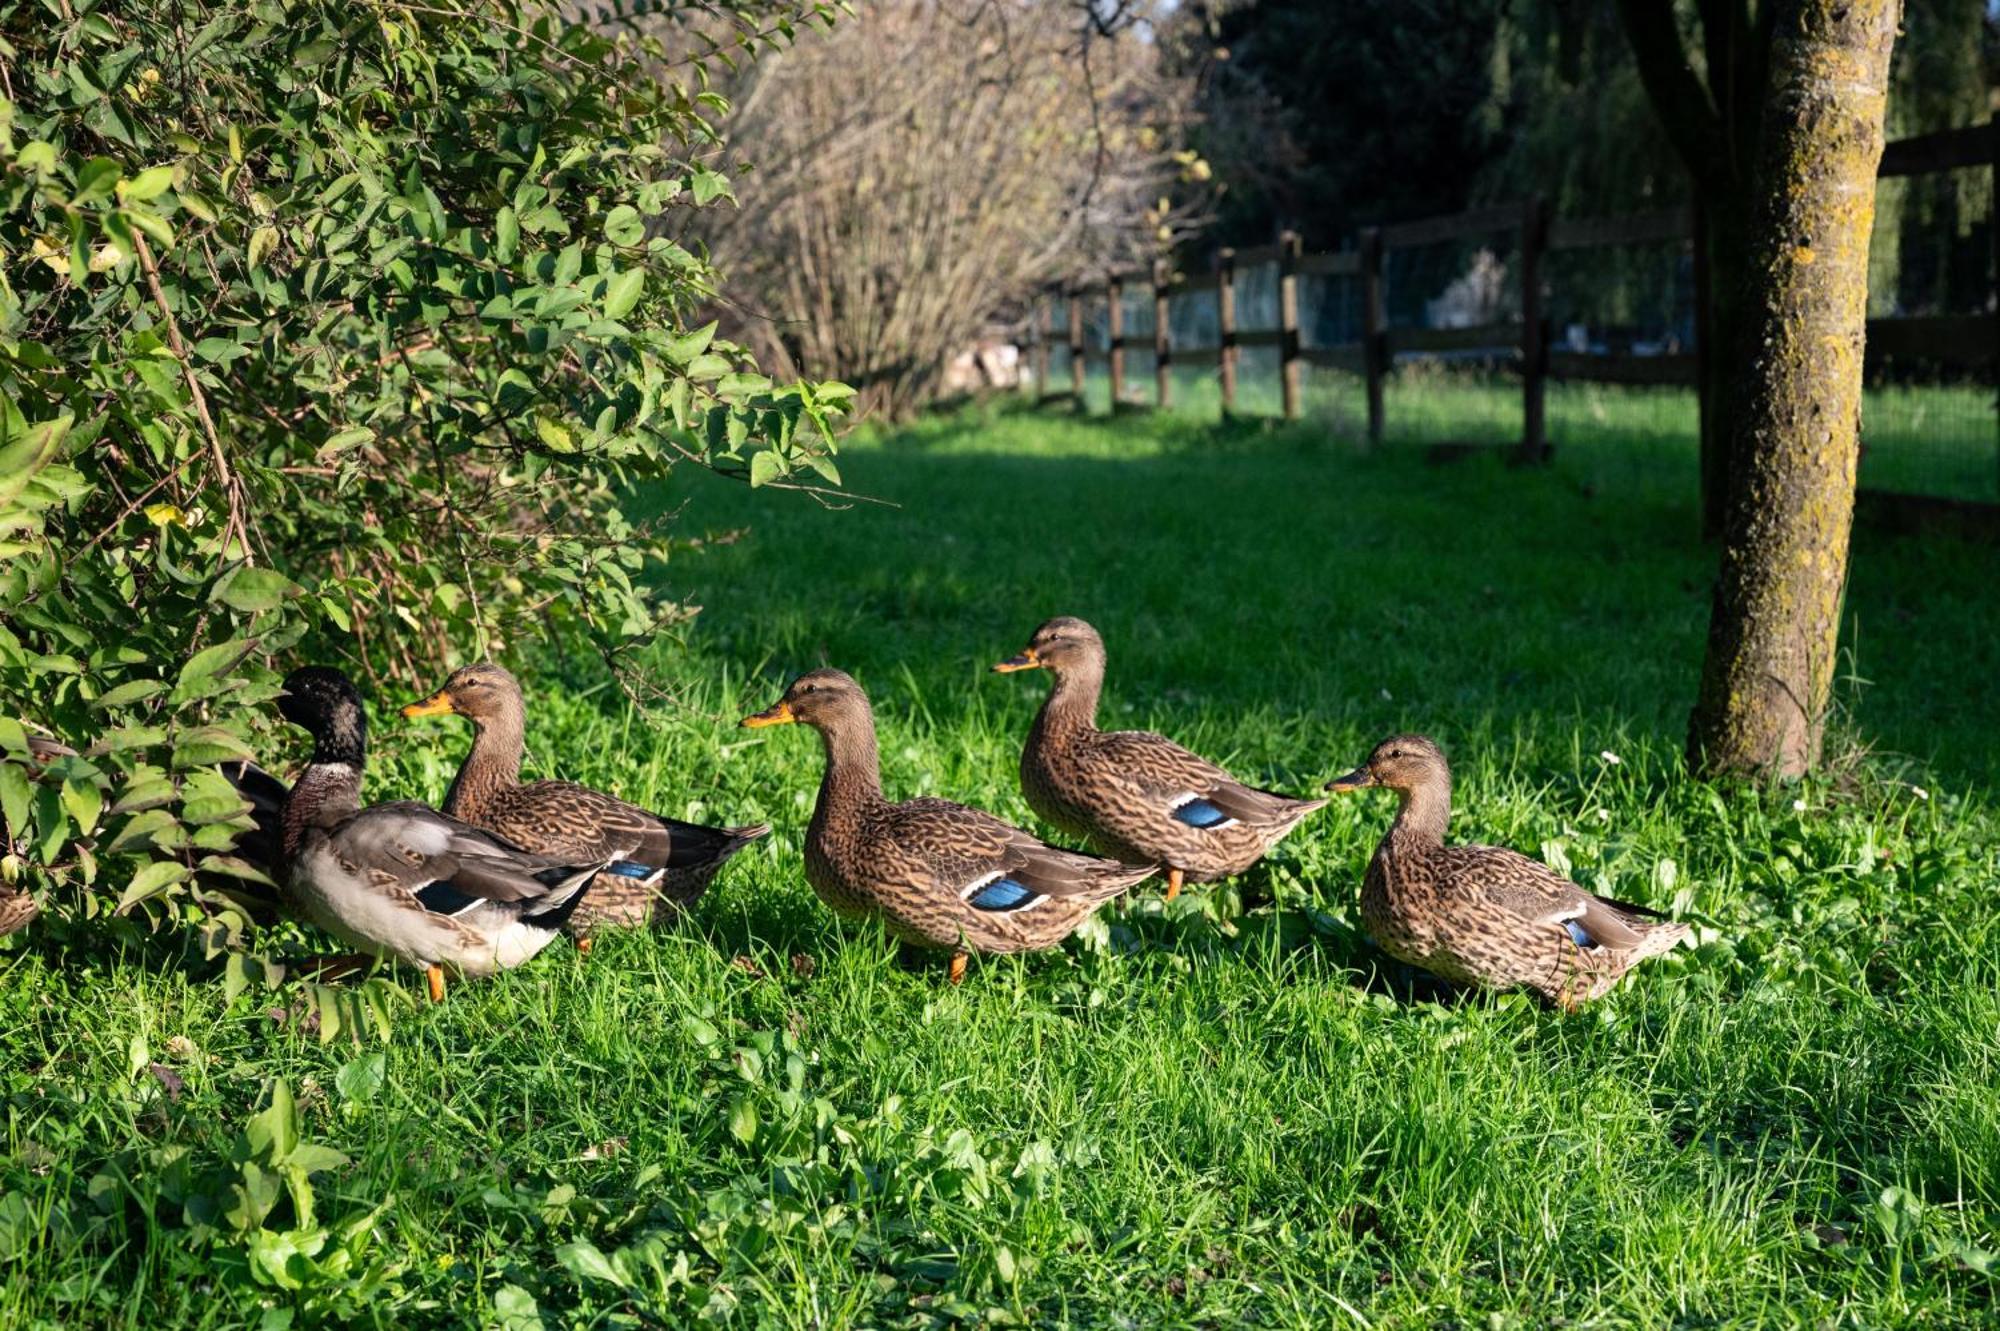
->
[[4, 406, 1998, 1328]]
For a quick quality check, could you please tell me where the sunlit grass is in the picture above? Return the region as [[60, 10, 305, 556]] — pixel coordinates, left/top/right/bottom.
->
[[3, 406, 1996, 1327]]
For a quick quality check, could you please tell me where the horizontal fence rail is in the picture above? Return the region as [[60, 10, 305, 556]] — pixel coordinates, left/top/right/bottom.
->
[[1028, 114, 2000, 487]]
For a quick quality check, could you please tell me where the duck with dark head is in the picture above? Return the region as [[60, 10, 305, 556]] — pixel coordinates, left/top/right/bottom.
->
[[275, 665, 604, 1001], [995, 616, 1326, 903], [742, 668, 1157, 983], [401, 661, 769, 947], [1327, 733, 1689, 1009]]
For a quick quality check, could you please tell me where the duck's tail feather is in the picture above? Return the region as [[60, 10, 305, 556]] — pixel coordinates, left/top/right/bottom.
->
[[520, 862, 605, 931]]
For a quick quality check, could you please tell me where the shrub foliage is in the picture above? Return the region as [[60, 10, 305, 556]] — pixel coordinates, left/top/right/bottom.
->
[[0, 0, 846, 934]]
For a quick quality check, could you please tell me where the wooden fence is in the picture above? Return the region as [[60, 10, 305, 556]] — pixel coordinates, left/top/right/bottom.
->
[[1029, 116, 2000, 473]]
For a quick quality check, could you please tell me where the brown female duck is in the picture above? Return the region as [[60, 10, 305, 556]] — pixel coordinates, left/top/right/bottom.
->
[[401, 662, 768, 944], [1327, 734, 1688, 1009], [995, 617, 1325, 901], [741, 669, 1157, 982]]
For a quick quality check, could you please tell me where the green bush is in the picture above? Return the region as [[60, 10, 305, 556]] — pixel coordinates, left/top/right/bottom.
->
[[0, 0, 846, 936]]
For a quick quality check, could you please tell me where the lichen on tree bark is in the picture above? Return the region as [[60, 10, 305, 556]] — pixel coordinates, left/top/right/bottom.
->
[[1687, 0, 1901, 779]]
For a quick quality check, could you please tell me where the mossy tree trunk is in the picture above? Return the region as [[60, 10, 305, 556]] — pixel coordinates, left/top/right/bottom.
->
[[1687, 0, 1899, 779]]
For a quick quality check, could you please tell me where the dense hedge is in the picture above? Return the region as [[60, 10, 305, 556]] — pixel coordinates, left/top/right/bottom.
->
[[0, 0, 845, 939]]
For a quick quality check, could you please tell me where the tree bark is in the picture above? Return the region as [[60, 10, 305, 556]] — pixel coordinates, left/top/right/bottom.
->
[[1687, 0, 1899, 779]]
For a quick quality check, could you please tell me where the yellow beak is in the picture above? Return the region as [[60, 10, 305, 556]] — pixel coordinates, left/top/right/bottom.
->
[[992, 648, 1041, 673], [400, 690, 457, 720], [740, 701, 795, 728]]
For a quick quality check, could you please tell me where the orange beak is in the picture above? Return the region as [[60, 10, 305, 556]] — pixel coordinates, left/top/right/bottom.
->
[[400, 689, 456, 719], [740, 701, 795, 728], [992, 647, 1041, 673]]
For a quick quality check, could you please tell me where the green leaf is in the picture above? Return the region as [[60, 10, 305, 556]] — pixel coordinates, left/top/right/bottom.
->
[[172, 726, 257, 769], [247, 224, 279, 268], [116, 859, 191, 912], [601, 205, 645, 247], [61, 777, 104, 837], [748, 450, 783, 488], [0, 415, 71, 510], [0, 763, 30, 837], [90, 678, 167, 711], [690, 169, 732, 206], [247, 1079, 301, 1163], [534, 416, 574, 453], [174, 637, 259, 702], [334, 1052, 387, 1106], [495, 205, 520, 262], [212, 568, 300, 613], [601, 268, 645, 320], [120, 165, 176, 201], [557, 1240, 629, 1289], [728, 1095, 758, 1143]]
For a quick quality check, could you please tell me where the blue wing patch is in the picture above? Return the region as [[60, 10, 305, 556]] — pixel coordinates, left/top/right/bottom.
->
[[415, 879, 484, 918], [606, 860, 662, 880], [966, 876, 1038, 913], [1561, 918, 1599, 949], [1172, 798, 1232, 829]]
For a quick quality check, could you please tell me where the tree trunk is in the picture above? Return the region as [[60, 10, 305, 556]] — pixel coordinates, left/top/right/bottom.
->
[[1687, 0, 1900, 779], [1696, 194, 1753, 541]]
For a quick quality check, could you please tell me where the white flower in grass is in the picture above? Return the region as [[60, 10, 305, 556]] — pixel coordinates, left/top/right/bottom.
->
[[1599, 750, 1621, 766], [1911, 785, 1930, 801], [1594, 807, 1611, 823], [1792, 799, 1807, 813]]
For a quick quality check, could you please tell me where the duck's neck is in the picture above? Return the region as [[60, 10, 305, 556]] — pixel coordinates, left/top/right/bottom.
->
[[811, 713, 885, 822], [445, 709, 525, 819], [281, 725, 366, 860], [1033, 661, 1102, 749], [1385, 776, 1451, 853]]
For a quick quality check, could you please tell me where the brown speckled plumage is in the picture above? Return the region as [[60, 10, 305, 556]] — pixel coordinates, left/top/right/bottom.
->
[[743, 670, 1156, 969], [404, 663, 768, 934], [1330, 735, 1689, 1009], [998, 618, 1325, 885]]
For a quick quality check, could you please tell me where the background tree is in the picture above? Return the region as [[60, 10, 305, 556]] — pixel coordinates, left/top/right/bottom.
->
[[1686, 0, 1900, 778], [686, 0, 1202, 418]]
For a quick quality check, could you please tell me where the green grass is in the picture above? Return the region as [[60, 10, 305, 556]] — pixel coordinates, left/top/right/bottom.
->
[[6, 406, 1999, 1327]]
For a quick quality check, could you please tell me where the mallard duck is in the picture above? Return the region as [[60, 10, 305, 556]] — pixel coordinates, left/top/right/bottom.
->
[[275, 666, 604, 1001], [399, 662, 768, 947], [740, 669, 1157, 982], [1327, 734, 1689, 1009], [994, 617, 1326, 901]]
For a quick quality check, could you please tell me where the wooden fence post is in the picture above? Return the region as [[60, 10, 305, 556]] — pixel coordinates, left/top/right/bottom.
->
[[1519, 194, 1550, 463], [1035, 292, 1052, 398], [1107, 273, 1126, 407], [1361, 228, 1385, 446], [1218, 247, 1237, 416], [1068, 288, 1085, 409], [1154, 260, 1173, 409], [1279, 229, 1303, 421]]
